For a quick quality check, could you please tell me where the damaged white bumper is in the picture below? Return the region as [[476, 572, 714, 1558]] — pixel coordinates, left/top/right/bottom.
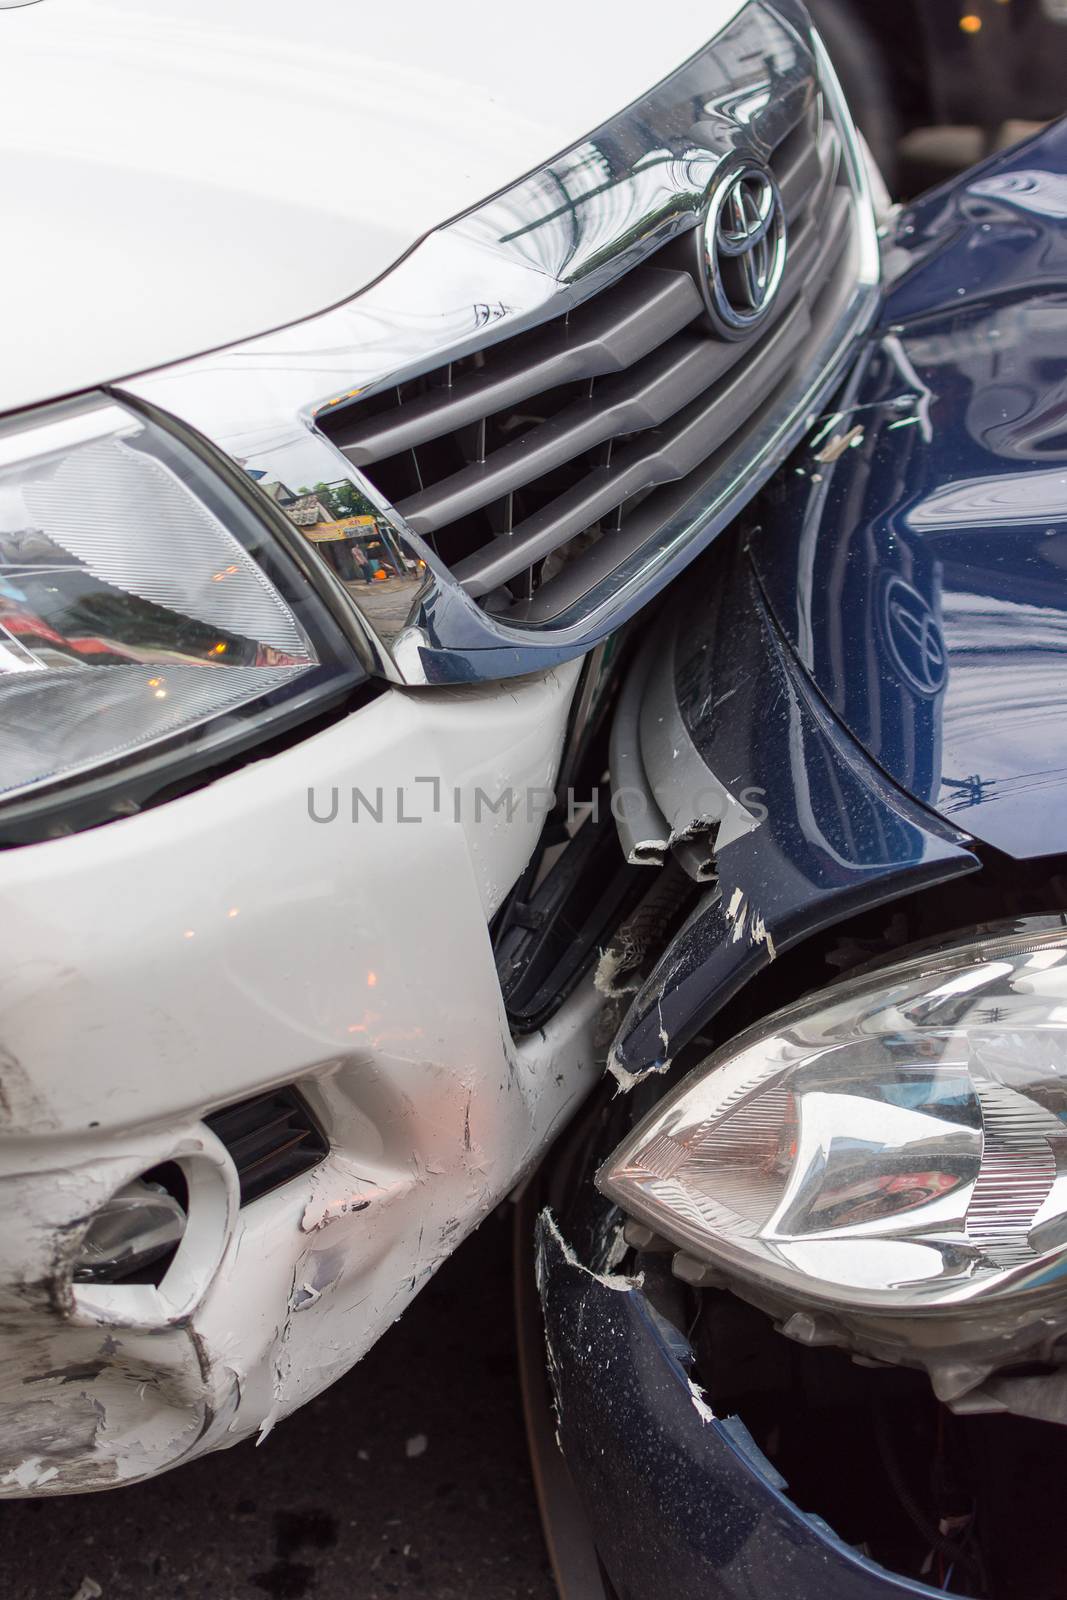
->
[[0, 661, 601, 1495]]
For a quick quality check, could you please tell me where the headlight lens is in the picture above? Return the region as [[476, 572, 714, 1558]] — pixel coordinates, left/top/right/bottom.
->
[[0, 396, 357, 818], [600, 925, 1067, 1322]]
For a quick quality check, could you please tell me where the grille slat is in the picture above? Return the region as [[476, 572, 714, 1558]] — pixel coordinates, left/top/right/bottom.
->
[[776, 107, 840, 224], [396, 327, 747, 537], [516, 202, 859, 624], [455, 187, 852, 598], [318, 76, 869, 625], [777, 129, 823, 221], [455, 300, 812, 597], [335, 268, 702, 467]]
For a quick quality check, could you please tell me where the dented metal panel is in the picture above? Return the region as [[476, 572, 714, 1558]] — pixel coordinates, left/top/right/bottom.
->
[[607, 541, 979, 1086], [0, 661, 600, 1493]]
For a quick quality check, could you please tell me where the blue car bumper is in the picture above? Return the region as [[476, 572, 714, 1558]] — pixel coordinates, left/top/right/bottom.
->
[[536, 1209, 937, 1600]]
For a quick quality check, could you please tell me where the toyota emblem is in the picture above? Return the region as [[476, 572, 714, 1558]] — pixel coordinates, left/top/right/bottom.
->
[[700, 162, 788, 339]]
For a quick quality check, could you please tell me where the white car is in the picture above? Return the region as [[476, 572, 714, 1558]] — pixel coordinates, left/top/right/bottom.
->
[[0, 0, 877, 1493]]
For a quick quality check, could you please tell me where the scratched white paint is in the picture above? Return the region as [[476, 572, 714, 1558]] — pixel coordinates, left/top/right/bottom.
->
[[687, 1377, 716, 1425], [0, 659, 610, 1494], [539, 1210, 643, 1294]]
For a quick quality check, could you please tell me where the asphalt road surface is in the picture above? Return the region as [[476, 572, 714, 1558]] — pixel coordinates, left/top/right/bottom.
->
[[0, 1211, 555, 1600]]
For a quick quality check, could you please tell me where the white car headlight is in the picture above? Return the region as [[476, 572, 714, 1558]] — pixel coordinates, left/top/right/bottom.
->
[[0, 396, 359, 833], [599, 923, 1067, 1404]]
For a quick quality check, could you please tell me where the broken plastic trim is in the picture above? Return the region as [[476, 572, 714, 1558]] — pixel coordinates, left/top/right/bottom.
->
[[494, 787, 652, 1033], [539, 1207, 644, 1295], [610, 633, 671, 865], [533, 1201, 947, 1600], [608, 625, 764, 882]]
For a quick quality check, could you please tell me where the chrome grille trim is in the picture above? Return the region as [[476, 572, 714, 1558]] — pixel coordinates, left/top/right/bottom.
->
[[123, 2, 879, 687]]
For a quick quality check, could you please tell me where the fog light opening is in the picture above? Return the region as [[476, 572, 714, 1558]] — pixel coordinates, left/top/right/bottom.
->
[[72, 1162, 188, 1287]]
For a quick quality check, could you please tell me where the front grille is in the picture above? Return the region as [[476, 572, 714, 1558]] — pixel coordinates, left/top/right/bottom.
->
[[322, 89, 858, 627], [206, 1086, 329, 1205]]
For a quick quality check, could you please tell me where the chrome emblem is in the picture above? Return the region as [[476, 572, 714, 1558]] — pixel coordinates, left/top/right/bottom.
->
[[701, 163, 787, 338], [882, 576, 947, 697]]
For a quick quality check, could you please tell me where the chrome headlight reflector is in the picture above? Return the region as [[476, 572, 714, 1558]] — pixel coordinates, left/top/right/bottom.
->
[[599, 925, 1067, 1400], [0, 397, 359, 826]]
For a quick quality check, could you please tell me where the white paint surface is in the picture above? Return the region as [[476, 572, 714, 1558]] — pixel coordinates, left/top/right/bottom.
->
[[0, 661, 614, 1491], [0, 0, 746, 415]]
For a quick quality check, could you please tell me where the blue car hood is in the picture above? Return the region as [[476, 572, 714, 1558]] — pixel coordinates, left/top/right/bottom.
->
[[748, 122, 1067, 862]]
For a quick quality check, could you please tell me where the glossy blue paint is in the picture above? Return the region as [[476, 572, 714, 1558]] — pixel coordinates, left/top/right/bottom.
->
[[609, 539, 978, 1083], [536, 1209, 939, 1600], [749, 119, 1067, 861], [538, 125, 1067, 1599]]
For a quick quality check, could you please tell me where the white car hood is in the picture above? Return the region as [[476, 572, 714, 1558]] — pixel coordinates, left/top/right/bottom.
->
[[0, 0, 746, 418]]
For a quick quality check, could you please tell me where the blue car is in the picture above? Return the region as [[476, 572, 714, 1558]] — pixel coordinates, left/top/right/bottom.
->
[[523, 117, 1067, 1600]]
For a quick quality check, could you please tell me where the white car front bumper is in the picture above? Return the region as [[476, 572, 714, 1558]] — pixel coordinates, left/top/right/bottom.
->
[[0, 658, 598, 1494]]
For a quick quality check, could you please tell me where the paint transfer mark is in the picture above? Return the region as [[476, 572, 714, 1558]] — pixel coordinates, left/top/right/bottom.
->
[[606, 1052, 672, 1094], [0, 1044, 57, 1132], [726, 887, 748, 944], [540, 1208, 643, 1293], [594, 942, 643, 1000], [1, 1456, 60, 1490], [724, 889, 775, 959], [300, 1193, 372, 1233], [749, 910, 777, 960], [687, 1377, 715, 1425], [813, 424, 864, 463], [603, 1226, 629, 1274], [808, 411, 843, 451]]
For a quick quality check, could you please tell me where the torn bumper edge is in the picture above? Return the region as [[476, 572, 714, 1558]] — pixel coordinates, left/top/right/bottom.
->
[[604, 549, 979, 1090], [534, 1209, 938, 1600], [608, 626, 761, 879]]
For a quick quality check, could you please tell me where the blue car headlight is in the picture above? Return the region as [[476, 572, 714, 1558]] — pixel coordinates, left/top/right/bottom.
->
[[600, 924, 1067, 1410]]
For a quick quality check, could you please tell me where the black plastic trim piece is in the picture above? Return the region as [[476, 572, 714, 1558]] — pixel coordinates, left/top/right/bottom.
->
[[495, 790, 651, 1034], [205, 1085, 330, 1207]]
